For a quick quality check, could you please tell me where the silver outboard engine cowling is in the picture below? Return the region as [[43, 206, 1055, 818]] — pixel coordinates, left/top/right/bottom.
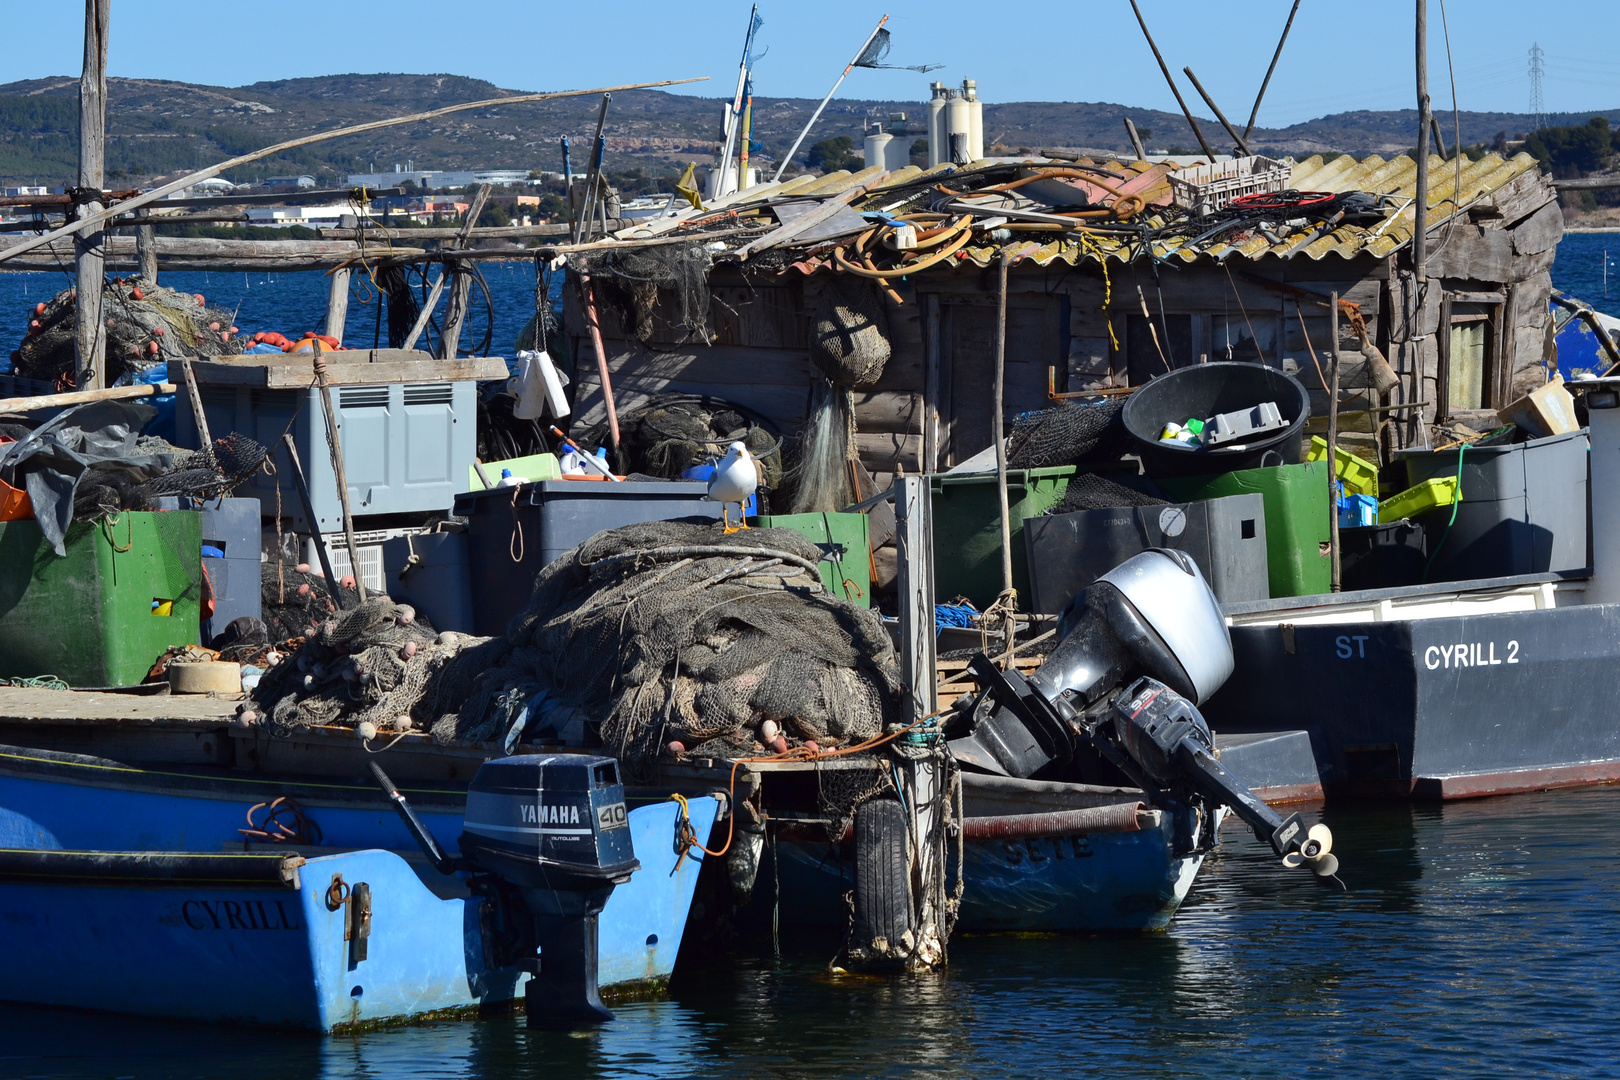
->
[[954, 549, 1339, 881]]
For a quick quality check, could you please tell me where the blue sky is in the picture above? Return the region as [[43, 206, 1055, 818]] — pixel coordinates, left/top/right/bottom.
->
[[11, 1, 1619, 127]]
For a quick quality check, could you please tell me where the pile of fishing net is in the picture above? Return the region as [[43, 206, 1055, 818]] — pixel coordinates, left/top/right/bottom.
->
[[1047, 472, 1168, 516], [247, 521, 903, 777], [259, 553, 364, 643], [72, 431, 271, 521], [1006, 398, 1128, 470], [10, 279, 243, 388], [573, 393, 783, 486], [578, 240, 713, 345]]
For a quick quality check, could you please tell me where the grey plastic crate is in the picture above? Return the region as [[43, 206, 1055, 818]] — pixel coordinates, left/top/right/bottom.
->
[[150, 496, 262, 644], [1396, 428, 1589, 582], [455, 479, 724, 636], [1024, 492, 1269, 614], [177, 380, 477, 531]]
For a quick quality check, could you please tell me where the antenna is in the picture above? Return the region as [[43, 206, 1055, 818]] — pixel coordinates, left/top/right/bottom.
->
[[1529, 43, 1545, 132]]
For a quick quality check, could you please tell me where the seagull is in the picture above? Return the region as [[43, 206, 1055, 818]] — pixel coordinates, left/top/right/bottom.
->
[[705, 441, 758, 531]]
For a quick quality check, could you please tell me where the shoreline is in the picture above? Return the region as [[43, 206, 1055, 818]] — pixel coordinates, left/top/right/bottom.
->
[[1565, 227, 1620, 234]]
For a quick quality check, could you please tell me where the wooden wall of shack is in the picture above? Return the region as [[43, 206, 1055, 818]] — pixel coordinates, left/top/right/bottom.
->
[[562, 167, 1561, 486]]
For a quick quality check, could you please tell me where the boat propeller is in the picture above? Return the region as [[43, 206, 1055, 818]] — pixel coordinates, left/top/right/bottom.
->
[[1281, 823, 1338, 877]]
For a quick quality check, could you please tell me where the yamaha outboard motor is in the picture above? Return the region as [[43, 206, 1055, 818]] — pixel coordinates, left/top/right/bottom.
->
[[370, 755, 640, 1025], [954, 549, 1337, 878]]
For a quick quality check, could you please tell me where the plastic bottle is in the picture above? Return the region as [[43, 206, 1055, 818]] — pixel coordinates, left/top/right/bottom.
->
[[495, 467, 526, 489], [558, 449, 583, 476]]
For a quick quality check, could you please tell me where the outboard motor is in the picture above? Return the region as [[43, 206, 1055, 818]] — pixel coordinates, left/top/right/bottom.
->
[[954, 549, 1337, 879], [370, 755, 640, 1025]]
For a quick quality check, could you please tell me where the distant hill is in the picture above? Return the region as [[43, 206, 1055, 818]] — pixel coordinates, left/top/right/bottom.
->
[[1, 73, 1615, 186]]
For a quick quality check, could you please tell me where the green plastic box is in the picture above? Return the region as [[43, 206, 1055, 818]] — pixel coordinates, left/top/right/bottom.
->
[[1159, 462, 1331, 598], [755, 512, 872, 606], [0, 511, 202, 687], [929, 467, 1075, 609]]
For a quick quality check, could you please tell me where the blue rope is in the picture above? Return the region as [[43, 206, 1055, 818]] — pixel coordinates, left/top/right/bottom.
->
[[934, 603, 979, 636]]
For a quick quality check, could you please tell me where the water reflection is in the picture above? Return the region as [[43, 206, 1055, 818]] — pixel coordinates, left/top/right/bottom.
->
[[4, 789, 1619, 1078]]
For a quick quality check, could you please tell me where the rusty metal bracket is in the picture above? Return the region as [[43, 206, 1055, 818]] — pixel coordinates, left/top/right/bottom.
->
[[347, 881, 372, 965], [325, 872, 350, 911]]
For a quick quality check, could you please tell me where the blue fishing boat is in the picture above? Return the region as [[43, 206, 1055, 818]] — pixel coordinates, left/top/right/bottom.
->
[[0, 743, 717, 1031]]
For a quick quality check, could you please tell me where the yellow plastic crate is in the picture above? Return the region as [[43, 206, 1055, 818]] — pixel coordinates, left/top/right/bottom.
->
[[1379, 476, 1459, 523], [1306, 436, 1380, 498]]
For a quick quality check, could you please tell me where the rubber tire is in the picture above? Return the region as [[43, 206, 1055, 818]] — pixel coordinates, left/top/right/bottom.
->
[[852, 797, 913, 950]]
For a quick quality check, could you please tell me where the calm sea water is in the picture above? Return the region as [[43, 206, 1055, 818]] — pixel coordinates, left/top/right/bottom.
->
[[2, 235, 1619, 1079], [1, 788, 1617, 1078]]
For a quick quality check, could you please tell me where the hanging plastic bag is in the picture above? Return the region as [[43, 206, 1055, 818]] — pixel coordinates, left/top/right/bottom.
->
[[511, 349, 570, 420]]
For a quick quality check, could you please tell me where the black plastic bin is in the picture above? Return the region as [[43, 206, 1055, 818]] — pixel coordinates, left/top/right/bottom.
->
[[456, 479, 723, 636], [1339, 519, 1427, 591], [1121, 361, 1311, 478]]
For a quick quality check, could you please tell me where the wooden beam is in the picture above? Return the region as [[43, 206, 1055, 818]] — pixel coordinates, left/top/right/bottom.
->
[[437, 184, 492, 360], [135, 223, 157, 282], [318, 220, 619, 240], [895, 476, 938, 721], [74, 0, 111, 390], [324, 266, 351, 343], [0, 380, 175, 415]]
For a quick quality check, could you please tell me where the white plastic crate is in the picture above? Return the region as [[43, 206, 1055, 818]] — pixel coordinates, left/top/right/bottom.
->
[[304, 526, 428, 594], [1168, 155, 1291, 216]]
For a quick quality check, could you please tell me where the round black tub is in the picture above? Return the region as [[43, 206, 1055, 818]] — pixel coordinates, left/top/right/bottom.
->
[[1122, 361, 1311, 478]]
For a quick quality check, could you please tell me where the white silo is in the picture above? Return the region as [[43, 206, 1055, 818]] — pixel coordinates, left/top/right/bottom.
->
[[927, 82, 949, 168], [947, 93, 972, 165], [962, 79, 984, 162], [864, 129, 894, 174]]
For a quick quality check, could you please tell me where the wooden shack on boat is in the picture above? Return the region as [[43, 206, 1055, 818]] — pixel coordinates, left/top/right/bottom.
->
[[560, 151, 1562, 478]]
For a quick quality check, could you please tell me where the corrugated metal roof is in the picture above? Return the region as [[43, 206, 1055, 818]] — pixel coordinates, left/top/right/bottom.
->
[[702, 151, 1547, 272]]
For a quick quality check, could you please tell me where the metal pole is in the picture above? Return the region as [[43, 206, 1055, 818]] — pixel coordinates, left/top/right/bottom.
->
[[1126, 0, 1218, 162], [993, 253, 1014, 607], [773, 15, 890, 183], [1328, 292, 1342, 593], [1414, 0, 1431, 440], [74, 0, 111, 390], [561, 137, 575, 243], [1244, 0, 1302, 142]]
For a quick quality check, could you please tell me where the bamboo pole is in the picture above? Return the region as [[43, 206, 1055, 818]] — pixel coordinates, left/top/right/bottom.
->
[[312, 347, 367, 604], [1126, 0, 1218, 162], [0, 77, 705, 267], [74, 0, 111, 390], [1182, 67, 1251, 156], [773, 15, 890, 184], [1244, 0, 1302, 142]]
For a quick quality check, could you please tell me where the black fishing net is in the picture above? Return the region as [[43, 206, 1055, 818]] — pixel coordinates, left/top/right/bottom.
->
[[375, 264, 420, 349], [1006, 399, 1129, 469], [10, 281, 244, 388], [72, 432, 271, 519], [573, 393, 784, 487], [259, 553, 364, 643], [1049, 472, 1168, 516], [580, 241, 714, 346], [809, 280, 890, 389], [249, 521, 902, 789]]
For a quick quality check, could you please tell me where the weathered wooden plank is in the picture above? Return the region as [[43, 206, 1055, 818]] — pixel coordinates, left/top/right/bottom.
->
[[179, 352, 505, 388], [855, 431, 923, 473], [571, 354, 812, 430], [324, 267, 351, 342], [852, 389, 925, 434], [1510, 201, 1563, 257], [75, 0, 111, 389], [710, 284, 808, 350]]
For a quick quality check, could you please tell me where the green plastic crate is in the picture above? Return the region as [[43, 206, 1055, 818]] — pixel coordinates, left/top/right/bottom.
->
[[0, 511, 203, 687], [755, 512, 872, 606], [1159, 462, 1331, 598], [929, 467, 1074, 609]]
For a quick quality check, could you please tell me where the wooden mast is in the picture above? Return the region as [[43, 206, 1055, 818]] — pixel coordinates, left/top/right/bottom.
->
[[75, 0, 111, 389]]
